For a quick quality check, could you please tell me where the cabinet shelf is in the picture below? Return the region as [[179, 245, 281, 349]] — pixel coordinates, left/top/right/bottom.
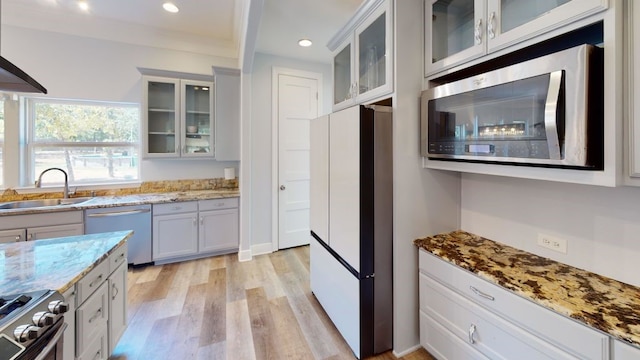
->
[[142, 75, 214, 159]]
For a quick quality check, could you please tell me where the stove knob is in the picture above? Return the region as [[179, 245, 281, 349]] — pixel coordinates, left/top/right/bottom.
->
[[47, 300, 69, 314], [14, 325, 41, 343], [32, 311, 56, 326]]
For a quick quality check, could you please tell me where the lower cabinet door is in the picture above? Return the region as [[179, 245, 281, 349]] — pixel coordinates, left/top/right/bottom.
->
[[613, 340, 640, 360], [108, 262, 127, 355], [198, 208, 239, 253], [76, 282, 108, 356], [153, 212, 198, 260], [419, 273, 580, 360], [77, 326, 108, 360]]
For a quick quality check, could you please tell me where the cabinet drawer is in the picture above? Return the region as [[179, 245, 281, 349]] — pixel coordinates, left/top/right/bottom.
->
[[77, 326, 108, 360], [76, 281, 108, 355], [420, 310, 489, 360], [153, 201, 198, 215], [420, 273, 579, 360], [109, 244, 127, 274], [419, 250, 609, 359], [77, 259, 109, 305], [198, 197, 238, 211]]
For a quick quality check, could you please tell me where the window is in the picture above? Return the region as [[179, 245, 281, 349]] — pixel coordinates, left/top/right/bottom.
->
[[27, 98, 140, 186]]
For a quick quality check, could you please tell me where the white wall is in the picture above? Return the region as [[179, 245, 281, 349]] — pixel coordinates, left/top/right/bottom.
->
[[249, 52, 331, 247], [2, 25, 239, 181], [461, 173, 640, 287]]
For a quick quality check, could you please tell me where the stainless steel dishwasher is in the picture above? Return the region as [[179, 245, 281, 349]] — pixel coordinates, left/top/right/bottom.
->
[[85, 204, 152, 265]]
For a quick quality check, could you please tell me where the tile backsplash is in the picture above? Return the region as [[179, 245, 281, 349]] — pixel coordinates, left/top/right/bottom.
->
[[0, 178, 238, 202]]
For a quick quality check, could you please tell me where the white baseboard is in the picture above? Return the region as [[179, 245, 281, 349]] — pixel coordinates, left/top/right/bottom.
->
[[238, 249, 252, 262], [251, 242, 273, 257], [393, 344, 423, 358]]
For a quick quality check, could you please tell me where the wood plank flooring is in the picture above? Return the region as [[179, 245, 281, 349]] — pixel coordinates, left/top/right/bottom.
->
[[110, 246, 435, 360]]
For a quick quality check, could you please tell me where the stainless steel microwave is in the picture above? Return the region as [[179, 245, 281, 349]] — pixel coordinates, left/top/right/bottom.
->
[[420, 44, 603, 169]]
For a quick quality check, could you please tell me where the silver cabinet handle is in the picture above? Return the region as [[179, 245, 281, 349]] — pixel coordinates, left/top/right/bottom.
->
[[474, 18, 483, 45], [89, 274, 103, 288], [87, 208, 150, 217], [15, 235, 21, 242], [112, 283, 119, 300], [469, 324, 477, 344], [470, 286, 495, 301], [487, 11, 496, 39], [280, 185, 286, 190], [88, 308, 102, 323], [200, 216, 204, 225]]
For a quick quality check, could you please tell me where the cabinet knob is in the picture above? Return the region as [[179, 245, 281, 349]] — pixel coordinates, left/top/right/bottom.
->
[[15, 235, 21, 242], [280, 185, 286, 190]]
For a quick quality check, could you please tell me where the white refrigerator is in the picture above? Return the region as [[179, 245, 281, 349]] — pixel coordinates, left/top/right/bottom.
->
[[310, 104, 393, 359]]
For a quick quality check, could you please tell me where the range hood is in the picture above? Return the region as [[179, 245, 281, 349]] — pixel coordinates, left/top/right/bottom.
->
[[0, 55, 47, 93]]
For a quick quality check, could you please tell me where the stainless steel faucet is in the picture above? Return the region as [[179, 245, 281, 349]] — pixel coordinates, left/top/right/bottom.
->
[[35, 167, 70, 198]]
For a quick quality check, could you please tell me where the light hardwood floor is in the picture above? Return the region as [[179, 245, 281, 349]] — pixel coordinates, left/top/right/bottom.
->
[[110, 246, 435, 360]]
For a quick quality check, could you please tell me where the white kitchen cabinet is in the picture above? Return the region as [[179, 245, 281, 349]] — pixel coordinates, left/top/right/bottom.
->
[[425, 0, 607, 76], [418, 249, 610, 360], [212, 66, 241, 161], [613, 340, 640, 360], [27, 223, 83, 241], [310, 115, 329, 242], [153, 198, 239, 264], [198, 198, 239, 253], [627, 0, 640, 182], [108, 261, 127, 355], [152, 201, 199, 260], [142, 74, 215, 159], [65, 242, 127, 360], [0, 210, 83, 242], [0, 228, 25, 243], [329, 0, 393, 111]]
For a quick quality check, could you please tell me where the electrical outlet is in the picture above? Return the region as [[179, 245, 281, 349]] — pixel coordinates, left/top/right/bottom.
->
[[537, 234, 568, 254]]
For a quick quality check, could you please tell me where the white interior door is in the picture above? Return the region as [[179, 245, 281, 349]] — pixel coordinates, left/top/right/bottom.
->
[[277, 73, 319, 249]]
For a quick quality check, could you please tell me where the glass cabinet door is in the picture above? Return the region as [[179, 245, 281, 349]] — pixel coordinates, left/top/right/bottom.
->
[[144, 77, 180, 157], [425, 0, 486, 76], [181, 80, 214, 157], [486, 0, 607, 52], [333, 42, 353, 106], [358, 11, 386, 95]]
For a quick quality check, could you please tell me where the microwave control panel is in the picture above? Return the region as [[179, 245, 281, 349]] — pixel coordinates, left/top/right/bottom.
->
[[428, 141, 550, 159]]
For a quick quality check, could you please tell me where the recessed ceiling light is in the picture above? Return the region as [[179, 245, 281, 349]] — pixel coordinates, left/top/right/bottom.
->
[[163, 2, 179, 13], [298, 39, 312, 47], [78, 0, 89, 11]]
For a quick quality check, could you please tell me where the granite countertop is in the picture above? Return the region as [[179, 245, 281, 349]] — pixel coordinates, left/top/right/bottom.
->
[[0, 231, 132, 294], [0, 189, 240, 216], [414, 230, 640, 348]]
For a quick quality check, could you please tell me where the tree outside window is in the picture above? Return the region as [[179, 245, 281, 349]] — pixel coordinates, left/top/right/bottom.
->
[[28, 98, 140, 185]]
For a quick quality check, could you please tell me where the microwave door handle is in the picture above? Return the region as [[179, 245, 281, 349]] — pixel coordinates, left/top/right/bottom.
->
[[544, 70, 564, 160]]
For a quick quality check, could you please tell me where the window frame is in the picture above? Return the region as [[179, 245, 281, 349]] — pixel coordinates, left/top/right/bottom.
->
[[24, 97, 141, 187]]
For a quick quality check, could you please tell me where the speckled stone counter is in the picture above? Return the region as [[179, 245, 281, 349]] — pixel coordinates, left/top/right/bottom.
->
[[414, 230, 640, 348], [0, 230, 131, 294], [0, 189, 240, 216]]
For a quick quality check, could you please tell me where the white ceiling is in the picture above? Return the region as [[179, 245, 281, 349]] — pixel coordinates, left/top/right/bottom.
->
[[1, 0, 362, 64]]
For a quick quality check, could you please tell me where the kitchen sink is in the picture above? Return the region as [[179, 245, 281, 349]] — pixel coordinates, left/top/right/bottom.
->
[[0, 197, 93, 210]]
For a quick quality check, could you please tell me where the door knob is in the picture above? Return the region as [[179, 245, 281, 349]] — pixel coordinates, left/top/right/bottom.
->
[[280, 185, 286, 190]]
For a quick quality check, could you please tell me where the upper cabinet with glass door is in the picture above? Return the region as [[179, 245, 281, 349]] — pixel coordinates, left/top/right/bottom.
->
[[181, 80, 214, 157], [142, 75, 214, 159], [330, 0, 393, 111], [425, 0, 607, 77]]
